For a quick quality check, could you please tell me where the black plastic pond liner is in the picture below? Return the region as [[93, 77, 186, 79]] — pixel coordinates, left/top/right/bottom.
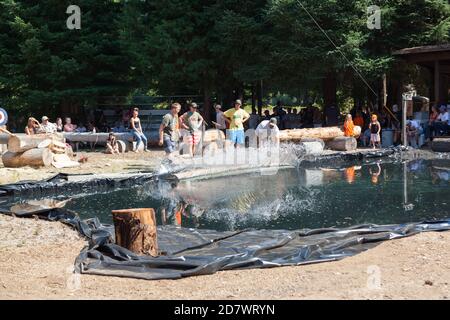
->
[[1, 207, 449, 281], [299, 146, 405, 168], [0, 173, 156, 198]]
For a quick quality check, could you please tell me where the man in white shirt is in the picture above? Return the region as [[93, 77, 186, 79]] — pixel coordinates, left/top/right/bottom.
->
[[435, 106, 449, 136], [256, 118, 280, 148], [38, 116, 57, 134]]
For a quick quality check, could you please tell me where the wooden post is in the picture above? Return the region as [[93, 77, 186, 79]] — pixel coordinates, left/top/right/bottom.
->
[[434, 60, 440, 105], [111, 208, 159, 257]]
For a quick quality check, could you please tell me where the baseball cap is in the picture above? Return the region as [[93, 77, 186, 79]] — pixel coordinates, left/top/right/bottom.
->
[[42, 116, 49, 121], [269, 118, 277, 125], [235, 99, 242, 106]]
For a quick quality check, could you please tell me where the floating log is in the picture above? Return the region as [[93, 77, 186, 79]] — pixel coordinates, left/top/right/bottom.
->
[[7, 134, 62, 153], [2, 148, 53, 168], [111, 208, 158, 257], [432, 138, 450, 153], [327, 136, 358, 151]]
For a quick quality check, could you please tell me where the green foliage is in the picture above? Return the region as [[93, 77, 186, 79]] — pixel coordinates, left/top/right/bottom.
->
[[0, 0, 449, 117]]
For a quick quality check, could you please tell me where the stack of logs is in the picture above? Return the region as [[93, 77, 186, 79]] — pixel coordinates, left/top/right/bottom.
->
[[2, 134, 76, 168]]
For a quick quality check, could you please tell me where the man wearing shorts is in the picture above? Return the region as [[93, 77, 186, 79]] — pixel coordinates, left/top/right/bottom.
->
[[159, 103, 181, 157], [180, 102, 204, 157], [224, 100, 250, 147]]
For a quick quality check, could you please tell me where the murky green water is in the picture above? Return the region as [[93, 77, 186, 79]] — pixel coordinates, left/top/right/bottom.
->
[[66, 159, 450, 231]]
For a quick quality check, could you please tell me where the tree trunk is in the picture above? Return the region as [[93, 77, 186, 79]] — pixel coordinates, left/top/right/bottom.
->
[[323, 72, 337, 109], [8, 134, 63, 153], [251, 82, 257, 114], [257, 80, 263, 116], [279, 127, 345, 142], [203, 86, 212, 123], [111, 208, 159, 257], [327, 136, 358, 151], [2, 148, 54, 168]]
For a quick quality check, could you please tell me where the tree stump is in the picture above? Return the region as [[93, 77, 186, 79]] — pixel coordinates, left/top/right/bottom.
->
[[327, 136, 358, 151], [111, 208, 159, 257]]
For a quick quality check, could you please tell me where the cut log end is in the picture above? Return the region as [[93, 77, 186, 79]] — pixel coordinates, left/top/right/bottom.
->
[[327, 136, 358, 151], [112, 208, 158, 257], [2, 148, 53, 168]]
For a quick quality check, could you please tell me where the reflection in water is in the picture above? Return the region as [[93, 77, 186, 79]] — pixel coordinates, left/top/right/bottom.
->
[[57, 160, 450, 231]]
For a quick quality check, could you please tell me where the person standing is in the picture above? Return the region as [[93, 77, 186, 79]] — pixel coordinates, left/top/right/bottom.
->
[[369, 114, 381, 149], [224, 100, 250, 148], [180, 102, 204, 157], [130, 108, 149, 152], [214, 104, 227, 130], [159, 103, 181, 157]]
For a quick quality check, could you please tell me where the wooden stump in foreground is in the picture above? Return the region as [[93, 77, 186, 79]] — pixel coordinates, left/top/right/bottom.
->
[[111, 208, 159, 257]]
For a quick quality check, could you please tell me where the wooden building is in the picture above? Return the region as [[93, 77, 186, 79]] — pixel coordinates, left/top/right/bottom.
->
[[394, 44, 450, 106]]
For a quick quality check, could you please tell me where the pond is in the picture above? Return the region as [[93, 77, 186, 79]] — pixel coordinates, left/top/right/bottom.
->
[[64, 159, 450, 231]]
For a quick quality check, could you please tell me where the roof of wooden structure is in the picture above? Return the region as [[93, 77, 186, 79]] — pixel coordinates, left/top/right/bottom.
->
[[393, 44, 450, 72]]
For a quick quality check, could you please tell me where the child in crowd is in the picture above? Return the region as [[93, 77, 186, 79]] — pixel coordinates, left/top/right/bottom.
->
[[344, 114, 355, 137], [369, 114, 381, 149], [106, 132, 120, 154]]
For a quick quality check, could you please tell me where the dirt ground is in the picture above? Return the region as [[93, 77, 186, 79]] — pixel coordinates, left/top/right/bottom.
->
[[0, 148, 449, 300], [0, 149, 166, 185], [0, 215, 449, 300]]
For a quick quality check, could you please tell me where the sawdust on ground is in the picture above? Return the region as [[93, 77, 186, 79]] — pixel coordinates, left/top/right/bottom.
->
[[0, 215, 449, 300]]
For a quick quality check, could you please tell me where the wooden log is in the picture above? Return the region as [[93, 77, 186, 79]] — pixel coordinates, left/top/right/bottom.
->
[[2, 148, 53, 168], [279, 127, 344, 142], [203, 129, 225, 144], [299, 141, 325, 155], [278, 126, 362, 143], [50, 141, 67, 154], [111, 208, 158, 257], [8, 134, 64, 153], [327, 136, 358, 151], [432, 138, 450, 153], [116, 140, 127, 154], [52, 154, 80, 169]]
